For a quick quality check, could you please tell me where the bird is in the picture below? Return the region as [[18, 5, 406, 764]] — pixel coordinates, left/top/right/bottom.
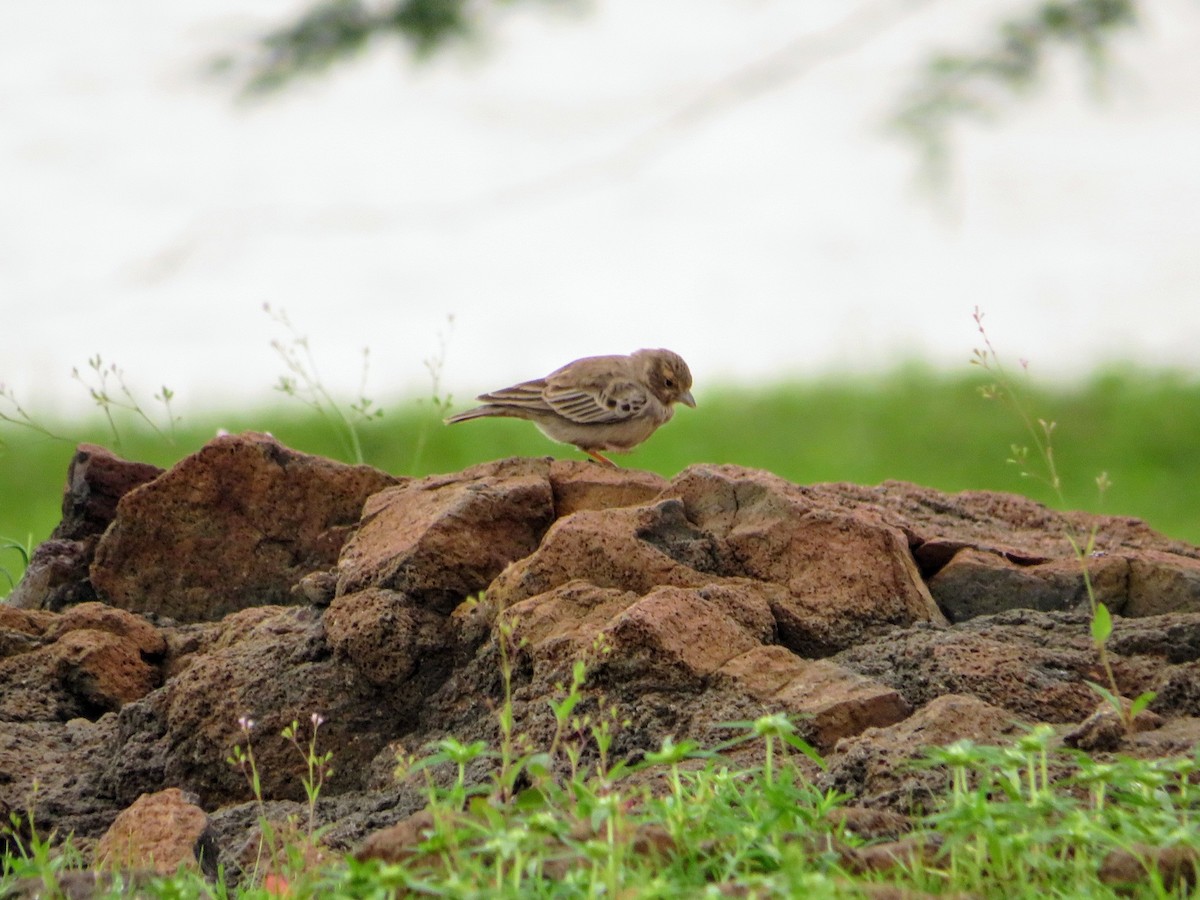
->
[[445, 348, 696, 466]]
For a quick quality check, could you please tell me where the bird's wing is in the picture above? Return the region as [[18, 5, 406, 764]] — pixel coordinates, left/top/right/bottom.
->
[[544, 374, 649, 424], [476, 379, 554, 413]]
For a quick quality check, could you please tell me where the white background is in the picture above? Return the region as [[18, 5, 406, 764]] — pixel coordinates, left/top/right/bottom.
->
[[3, 0, 1198, 416]]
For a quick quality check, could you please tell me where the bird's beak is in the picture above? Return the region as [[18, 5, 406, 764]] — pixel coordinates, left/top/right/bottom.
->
[[680, 391, 696, 408]]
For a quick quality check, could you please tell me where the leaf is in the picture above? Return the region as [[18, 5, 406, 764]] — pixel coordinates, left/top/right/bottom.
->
[[1084, 680, 1124, 719], [1091, 602, 1112, 644], [1129, 691, 1157, 720]]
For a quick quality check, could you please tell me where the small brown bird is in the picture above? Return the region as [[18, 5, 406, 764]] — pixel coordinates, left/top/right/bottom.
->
[[445, 348, 696, 466]]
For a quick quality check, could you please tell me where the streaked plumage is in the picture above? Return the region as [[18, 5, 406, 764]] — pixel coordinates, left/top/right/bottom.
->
[[445, 348, 696, 466]]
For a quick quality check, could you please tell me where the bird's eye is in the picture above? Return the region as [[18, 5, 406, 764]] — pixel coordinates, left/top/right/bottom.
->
[[664, 377, 675, 388]]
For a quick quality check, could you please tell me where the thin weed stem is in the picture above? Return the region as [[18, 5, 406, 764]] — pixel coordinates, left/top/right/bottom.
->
[[264, 303, 382, 465], [971, 306, 1152, 730]]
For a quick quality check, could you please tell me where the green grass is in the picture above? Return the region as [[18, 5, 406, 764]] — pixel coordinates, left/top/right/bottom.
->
[[2, 365, 1197, 588], [5, 652, 1200, 898]]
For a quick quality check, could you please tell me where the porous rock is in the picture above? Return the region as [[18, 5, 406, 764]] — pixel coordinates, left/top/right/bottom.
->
[[718, 645, 911, 752], [90, 432, 397, 621], [94, 787, 215, 876], [8, 446, 1200, 874], [663, 466, 948, 656], [8, 444, 164, 612], [824, 694, 1027, 809], [834, 610, 1102, 722], [0, 603, 164, 721], [336, 457, 555, 611]]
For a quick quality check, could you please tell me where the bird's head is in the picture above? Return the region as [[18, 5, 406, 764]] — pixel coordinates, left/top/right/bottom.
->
[[635, 348, 696, 409]]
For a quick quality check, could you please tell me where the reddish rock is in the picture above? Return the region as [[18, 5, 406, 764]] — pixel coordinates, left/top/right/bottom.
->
[[94, 788, 213, 875], [90, 433, 396, 621], [503, 581, 643, 677], [324, 588, 454, 687], [1126, 551, 1200, 616], [1063, 699, 1165, 753], [337, 458, 555, 611], [0, 606, 54, 658], [595, 586, 768, 691], [354, 808, 436, 864], [54, 444, 166, 542], [825, 694, 1028, 807], [929, 548, 1129, 622], [665, 466, 947, 655], [0, 607, 162, 721], [547, 460, 668, 517], [53, 629, 161, 713], [0, 605, 55, 637], [488, 500, 712, 607], [10, 449, 1200, 874], [718, 645, 911, 751], [8, 445, 165, 612], [48, 602, 166, 658]]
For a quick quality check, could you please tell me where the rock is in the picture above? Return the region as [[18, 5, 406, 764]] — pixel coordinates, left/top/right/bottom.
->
[[100, 604, 452, 809], [1100, 844, 1199, 892], [53, 629, 161, 715], [0, 606, 54, 657], [929, 548, 1129, 622], [824, 806, 912, 842], [488, 500, 713, 608], [6, 539, 99, 612], [48, 602, 167, 657], [337, 458, 555, 612], [718, 645, 911, 752], [665, 467, 948, 656], [862, 480, 1199, 569], [595, 586, 769, 691], [8, 445, 165, 613], [834, 610, 1103, 723], [548, 460, 668, 517], [1063, 699, 1164, 753], [1121, 717, 1200, 760], [11, 446, 1200, 875], [324, 588, 455, 688], [1126, 551, 1200, 616], [354, 808, 436, 864], [1106, 612, 1200, 663], [503, 581, 643, 677], [94, 788, 215, 876], [824, 694, 1027, 808], [90, 433, 397, 621], [0, 717, 119, 849], [53, 444, 166, 542], [840, 835, 945, 875], [0, 605, 164, 721]]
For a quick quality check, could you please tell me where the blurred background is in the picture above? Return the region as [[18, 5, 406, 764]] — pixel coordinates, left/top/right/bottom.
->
[[2, 0, 1199, 570]]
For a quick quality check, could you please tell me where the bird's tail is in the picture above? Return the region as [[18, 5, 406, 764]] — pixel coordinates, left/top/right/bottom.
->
[[444, 405, 505, 425]]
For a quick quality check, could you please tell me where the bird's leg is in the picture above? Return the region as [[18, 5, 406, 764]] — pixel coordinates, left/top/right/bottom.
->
[[584, 449, 617, 468]]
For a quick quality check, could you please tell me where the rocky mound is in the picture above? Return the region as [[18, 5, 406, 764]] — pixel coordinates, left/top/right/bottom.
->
[[3, 432, 1200, 877]]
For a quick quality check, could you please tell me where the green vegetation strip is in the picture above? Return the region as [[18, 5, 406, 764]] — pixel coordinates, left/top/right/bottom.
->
[[3, 366, 1197, 583]]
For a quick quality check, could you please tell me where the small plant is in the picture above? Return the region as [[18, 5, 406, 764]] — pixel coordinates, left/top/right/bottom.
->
[[227, 711, 334, 891], [409, 312, 455, 475], [0, 533, 33, 599], [917, 728, 1200, 895], [0, 383, 67, 445], [265, 303, 383, 465], [71, 355, 180, 449], [971, 307, 1153, 731]]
